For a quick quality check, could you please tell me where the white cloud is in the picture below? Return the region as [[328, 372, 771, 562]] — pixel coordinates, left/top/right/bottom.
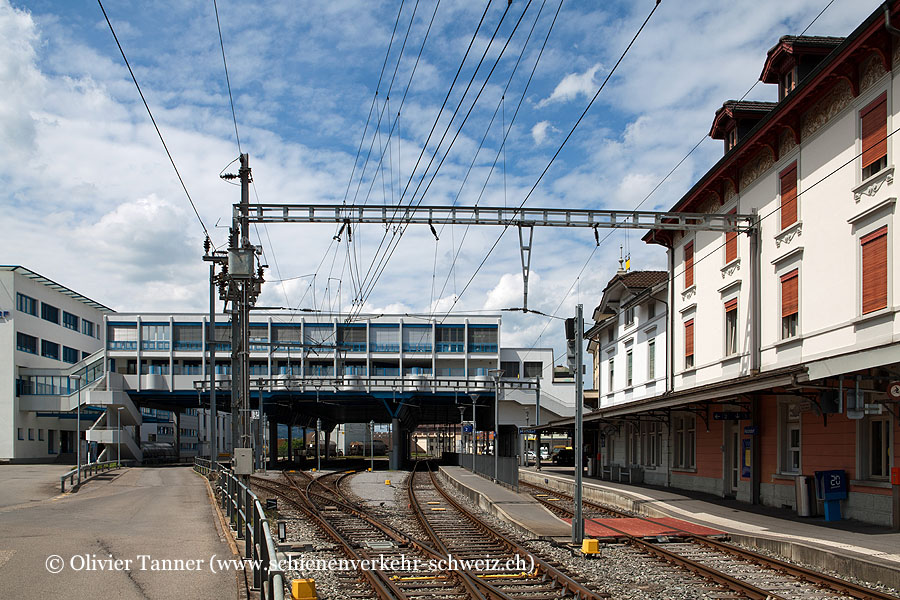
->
[[530, 120, 554, 145], [537, 63, 602, 108]]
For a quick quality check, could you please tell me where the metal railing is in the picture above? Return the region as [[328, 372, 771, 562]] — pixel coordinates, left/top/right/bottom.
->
[[60, 460, 133, 492], [194, 459, 284, 600], [460, 453, 519, 488]]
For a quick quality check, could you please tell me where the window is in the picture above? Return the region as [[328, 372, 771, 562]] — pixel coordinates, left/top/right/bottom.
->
[[725, 127, 737, 152], [780, 68, 795, 99], [725, 209, 737, 264], [62, 346, 79, 364], [523, 361, 543, 378], [82, 319, 95, 337], [861, 92, 887, 180], [724, 299, 738, 356], [467, 327, 498, 353], [607, 328, 614, 344], [141, 324, 170, 350], [625, 350, 633, 387], [608, 357, 615, 392], [647, 300, 656, 319], [63, 311, 79, 331], [500, 361, 520, 378], [673, 414, 696, 469], [624, 306, 635, 326], [684, 319, 694, 369], [861, 226, 888, 314], [779, 163, 797, 230], [435, 326, 464, 352], [17, 428, 23, 441], [41, 340, 60, 360], [684, 241, 694, 289], [647, 339, 656, 380], [28, 429, 34, 441], [16, 293, 37, 316], [38, 429, 44, 441], [17, 332, 37, 354], [779, 402, 801, 474], [41, 302, 60, 324], [781, 269, 799, 338], [865, 416, 892, 479], [639, 421, 663, 467]]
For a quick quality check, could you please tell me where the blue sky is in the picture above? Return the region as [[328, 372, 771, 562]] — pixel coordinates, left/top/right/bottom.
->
[[0, 0, 882, 364]]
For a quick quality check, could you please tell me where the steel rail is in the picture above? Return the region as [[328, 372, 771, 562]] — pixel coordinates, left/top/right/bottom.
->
[[413, 462, 609, 600], [521, 480, 899, 600]]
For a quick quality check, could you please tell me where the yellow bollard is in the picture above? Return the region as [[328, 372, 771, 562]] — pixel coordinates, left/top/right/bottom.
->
[[581, 538, 600, 555], [385, 479, 391, 486], [367, 467, 372, 472], [291, 578, 317, 599]]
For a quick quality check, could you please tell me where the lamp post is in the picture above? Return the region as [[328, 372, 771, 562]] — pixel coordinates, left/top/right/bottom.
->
[[488, 369, 504, 482], [116, 406, 124, 465], [73, 374, 82, 485], [468, 393, 479, 460], [316, 417, 322, 472], [369, 420, 375, 473]]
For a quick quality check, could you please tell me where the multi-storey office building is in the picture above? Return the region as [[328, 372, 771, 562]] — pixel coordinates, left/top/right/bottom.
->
[[546, 5, 900, 525]]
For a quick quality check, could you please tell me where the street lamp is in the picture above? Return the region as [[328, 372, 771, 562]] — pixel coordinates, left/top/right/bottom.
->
[[72, 374, 82, 485], [488, 368, 504, 482], [467, 393, 479, 458], [116, 406, 124, 465]]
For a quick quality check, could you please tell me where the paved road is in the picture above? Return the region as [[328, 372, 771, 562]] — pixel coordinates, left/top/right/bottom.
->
[[0, 466, 239, 600], [0, 464, 71, 508]]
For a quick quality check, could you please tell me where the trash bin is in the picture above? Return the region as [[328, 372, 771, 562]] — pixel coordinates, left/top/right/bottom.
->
[[795, 475, 814, 517]]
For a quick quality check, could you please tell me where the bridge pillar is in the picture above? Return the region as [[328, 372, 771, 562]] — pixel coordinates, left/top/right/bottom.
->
[[287, 425, 292, 463], [324, 429, 331, 460], [268, 419, 277, 469]]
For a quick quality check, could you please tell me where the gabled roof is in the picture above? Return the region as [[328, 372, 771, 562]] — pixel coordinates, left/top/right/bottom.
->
[[591, 270, 667, 324], [709, 101, 778, 139], [760, 35, 845, 83], [0, 266, 115, 313]]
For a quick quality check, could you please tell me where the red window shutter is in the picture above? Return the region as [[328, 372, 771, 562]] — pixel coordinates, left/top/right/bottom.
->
[[684, 319, 694, 358], [861, 93, 887, 170], [724, 298, 737, 313], [780, 164, 797, 230], [725, 210, 737, 263], [684, 242, 694, 288], [780, 269, 798, 318], [861, 226, 888, 314]]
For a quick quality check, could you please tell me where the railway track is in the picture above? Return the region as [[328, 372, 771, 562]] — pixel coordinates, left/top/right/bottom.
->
[[519, 480, 898, 600], [408, 462, 609, 600]]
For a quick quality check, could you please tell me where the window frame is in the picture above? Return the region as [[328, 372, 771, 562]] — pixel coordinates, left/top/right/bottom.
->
[[16, 332, 38, 354], [624, 306, 635, 327], [625, 349, 633, 387], [724, 298, 738, 357], [779, 162, 798, 232], [683, 241, 695, 290], [16, 293, 37, 316], [41, 339, 60, 361], [672, 413, 696, 469], [40, 302, 60, 325], [607, 354, 615, 392], [523, 361, 543, 379], [647, 338, 656, 380], [725, 208, 738, 264], [858, 414, 892, 480], [63, 311, 79, 331], [778, 400, 802, 475], [780, 269, 799, 339], [684, 319, 694, 370]]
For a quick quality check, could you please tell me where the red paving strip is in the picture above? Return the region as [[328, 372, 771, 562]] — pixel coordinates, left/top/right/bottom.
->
[[565, 517, 724, 539]]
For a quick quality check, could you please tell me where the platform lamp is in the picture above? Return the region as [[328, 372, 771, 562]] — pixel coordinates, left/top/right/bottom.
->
[[488, 369, 503, 482], [468, 393, 479, 472], [316, 417, 322, 472], [369, 419, 375, 473], [72, 373, 82, 485]]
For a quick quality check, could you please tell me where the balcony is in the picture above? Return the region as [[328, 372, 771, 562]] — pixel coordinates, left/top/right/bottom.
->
[[372, 367, 400, 376], [435, 342, 464, 353], [108, 341, 137, 351], [468, 343, 498, 353], [371, 343, 400, 353], [141, 340, 170, 351], [173, 341, 202, 351], [339, 342, 367, 352], [403, 343, 432, 353]]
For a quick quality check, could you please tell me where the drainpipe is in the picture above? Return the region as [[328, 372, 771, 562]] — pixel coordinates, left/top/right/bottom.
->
[[667, 243, 675, 393], [885, 3, 900, 37], [749, 210, 762, 374]]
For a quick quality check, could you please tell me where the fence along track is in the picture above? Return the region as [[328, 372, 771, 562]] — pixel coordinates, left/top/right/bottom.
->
[[253, 471, 486, 599], [409, 462, 609, 600], [519, 480, 898, 600]]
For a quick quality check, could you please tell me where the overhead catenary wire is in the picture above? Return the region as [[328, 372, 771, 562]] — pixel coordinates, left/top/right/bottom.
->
[[213, 0, 241, 154], [438, 0, 663, 323], [97, 0, 210, 241]]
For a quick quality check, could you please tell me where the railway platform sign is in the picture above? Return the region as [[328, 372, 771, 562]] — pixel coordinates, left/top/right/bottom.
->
[[461, 422, 474, 434]]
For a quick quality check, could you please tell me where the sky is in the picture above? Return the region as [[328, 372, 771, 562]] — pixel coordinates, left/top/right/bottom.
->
[[0, 0, 883, 369]]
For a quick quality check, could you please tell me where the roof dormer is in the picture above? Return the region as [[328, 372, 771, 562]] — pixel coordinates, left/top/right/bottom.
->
[[709, 101, 777, 154], [760, 35, 845, 100]]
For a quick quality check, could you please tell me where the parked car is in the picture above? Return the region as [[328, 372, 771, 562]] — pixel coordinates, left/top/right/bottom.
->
[[552, 449, 575, 466], [524, 450, 536, 464], [539, 447, 550, 460]]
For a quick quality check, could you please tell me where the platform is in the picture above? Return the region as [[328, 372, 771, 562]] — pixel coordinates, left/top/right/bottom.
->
[[0, 465, 238, 600], [438, 466, 571, 539], [571, 517, 724, 540], [522, 466, 900, 590]]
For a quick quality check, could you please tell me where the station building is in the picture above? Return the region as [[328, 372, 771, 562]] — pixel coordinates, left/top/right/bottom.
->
[[552, 5, 900, 526], [1, 265, 574, 465]]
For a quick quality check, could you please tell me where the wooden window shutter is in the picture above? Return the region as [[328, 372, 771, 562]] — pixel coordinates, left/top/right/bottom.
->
[[861, 92, 887, 170], [684, 319, 694, 357], [780, 269, 799, 317], [780, 164, 797, 230], [861, 226, 888, 314], [684, 242, 694, 288], [725, 209, 737, 263], [724, 298, 738, 313]]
